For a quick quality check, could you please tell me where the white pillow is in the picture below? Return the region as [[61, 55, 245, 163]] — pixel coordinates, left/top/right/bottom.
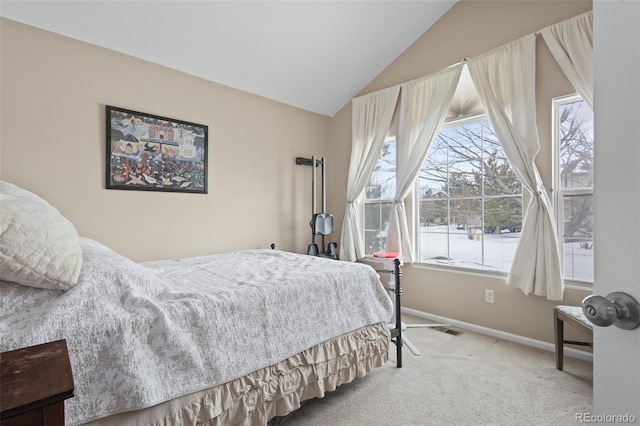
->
[[0, 181, 82, 290]]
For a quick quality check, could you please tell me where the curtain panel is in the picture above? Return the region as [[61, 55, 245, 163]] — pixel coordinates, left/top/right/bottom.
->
[[340, 86, 400, 262], [468, 35, 565, 301], [541, 11, 593, 109], [385, 64, 464, 263]]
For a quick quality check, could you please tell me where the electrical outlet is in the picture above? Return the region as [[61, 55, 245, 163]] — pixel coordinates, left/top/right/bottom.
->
[[485, 289, 494, 304]]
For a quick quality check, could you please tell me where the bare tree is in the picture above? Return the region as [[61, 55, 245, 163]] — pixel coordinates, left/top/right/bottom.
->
[[418, 121, 522, 233], [559, 101, 594, 248]]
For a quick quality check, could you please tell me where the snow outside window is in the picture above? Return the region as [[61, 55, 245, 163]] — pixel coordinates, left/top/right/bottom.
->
[[416, 116, 523, 272], [553, 94, 594, 283]]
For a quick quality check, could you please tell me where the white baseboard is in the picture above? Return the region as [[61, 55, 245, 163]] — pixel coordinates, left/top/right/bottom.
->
[[402, 307, 593, 363]]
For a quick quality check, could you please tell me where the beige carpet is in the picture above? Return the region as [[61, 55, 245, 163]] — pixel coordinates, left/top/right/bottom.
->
[[283, 316, 593, 426]]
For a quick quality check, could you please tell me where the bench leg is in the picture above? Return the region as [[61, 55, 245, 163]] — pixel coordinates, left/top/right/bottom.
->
[[554, 309, 564, 371]]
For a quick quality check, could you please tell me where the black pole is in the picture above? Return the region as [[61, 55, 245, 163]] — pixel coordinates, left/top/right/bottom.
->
[[311, 155, 316, 245], [394, 258, 403, 368]]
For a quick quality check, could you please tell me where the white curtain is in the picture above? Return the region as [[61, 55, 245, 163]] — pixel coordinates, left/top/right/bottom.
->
[[340, 85, 400, 261], [386, 64, 464, 262], [541, 11, 593, 109], [468, 35, 564, 301]]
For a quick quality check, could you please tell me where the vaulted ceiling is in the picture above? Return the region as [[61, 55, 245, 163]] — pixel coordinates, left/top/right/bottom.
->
[[1, 1, 457, 116]]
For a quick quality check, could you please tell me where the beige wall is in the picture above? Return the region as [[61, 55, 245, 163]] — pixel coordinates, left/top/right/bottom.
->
[[329, 0, 593, 345], [0, 18, 331, 261], [1, 1, 595, 346]]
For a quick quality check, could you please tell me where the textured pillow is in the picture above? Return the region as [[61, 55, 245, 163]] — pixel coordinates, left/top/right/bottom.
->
[[0, 181, 82, 290]]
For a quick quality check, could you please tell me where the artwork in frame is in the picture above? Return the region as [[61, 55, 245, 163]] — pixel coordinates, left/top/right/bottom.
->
[[106, 105, 208, 193]]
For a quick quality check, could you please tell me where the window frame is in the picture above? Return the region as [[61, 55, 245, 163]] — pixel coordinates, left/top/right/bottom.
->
[[362, 136, 397, 256], [552, 93, 594, 286], [359, 97, 595, 283], [412, 114, 523, 275]]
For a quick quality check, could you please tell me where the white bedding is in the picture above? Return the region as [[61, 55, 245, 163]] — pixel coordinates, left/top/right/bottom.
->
[[0, 238, 393, 425]]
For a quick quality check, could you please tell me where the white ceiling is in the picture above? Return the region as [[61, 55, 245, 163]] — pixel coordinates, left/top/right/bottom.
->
[[0, 1, 457, 117]]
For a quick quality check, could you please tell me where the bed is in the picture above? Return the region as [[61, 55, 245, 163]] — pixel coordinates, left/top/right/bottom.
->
[[0, 181, 394, 425]]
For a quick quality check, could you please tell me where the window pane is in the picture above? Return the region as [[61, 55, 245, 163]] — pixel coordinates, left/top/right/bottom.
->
[[380, 202, 393, 228], [483, 121, 503, 156], [419, 135, 448, 197], [483, 196, 522, 271], [417, 117, 522, 272], [449, 199, 482, 267], [484, 196, 523, 234], [366, 139, 396, 199], [555, 96, 594, 283], [483, 156, 520, 196], [559, 100, 594, 190], [448, 124, 482, 198], [450, 198, 481, 234], [449, 226, 483, 268], [418, 231, 450, 264], [364, 138, 396, 257], [365, 230, 384, 255], [364, 201, 393, 256], [563, 194, 594, 281], [365, 202, 380, 230], [419, 199, 449, 231], [482, 122, 520, 197]]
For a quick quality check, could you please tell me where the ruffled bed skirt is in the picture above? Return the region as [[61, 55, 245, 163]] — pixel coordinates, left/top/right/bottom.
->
[[88, 322, 390, 425]]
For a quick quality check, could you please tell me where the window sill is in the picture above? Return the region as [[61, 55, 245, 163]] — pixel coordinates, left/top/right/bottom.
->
[[564, 281, 593, 291], [413, 261, 508, 279], [401, 261, 594, 290], [361, 255, 593, 288]]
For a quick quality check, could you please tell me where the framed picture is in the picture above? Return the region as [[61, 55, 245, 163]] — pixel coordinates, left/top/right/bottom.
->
[[106, 105, 208, 194]]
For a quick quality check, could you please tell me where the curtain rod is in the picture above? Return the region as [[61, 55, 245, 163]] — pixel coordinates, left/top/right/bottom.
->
[[357, 10, 590, 101], [452, 10, 593, 67], [454, 30, 542, 65]]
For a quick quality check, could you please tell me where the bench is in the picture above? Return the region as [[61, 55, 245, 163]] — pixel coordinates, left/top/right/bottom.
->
[[553, 305, 593, 370]]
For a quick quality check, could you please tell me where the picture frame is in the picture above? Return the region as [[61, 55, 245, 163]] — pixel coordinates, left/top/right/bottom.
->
[[106, 105, 208, 194]]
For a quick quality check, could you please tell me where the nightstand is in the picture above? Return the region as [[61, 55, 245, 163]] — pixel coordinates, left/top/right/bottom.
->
[[1, 339, 75, 426]]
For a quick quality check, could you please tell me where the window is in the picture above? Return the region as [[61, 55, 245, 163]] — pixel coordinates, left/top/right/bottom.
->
[[553, 95, 594, 283], [416, 117, 523, 272], [362, 96, 590, 278], [364, 137, 396, 255]]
